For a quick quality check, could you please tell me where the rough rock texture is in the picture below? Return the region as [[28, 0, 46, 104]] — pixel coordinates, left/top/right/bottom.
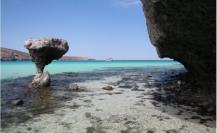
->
[[141, 0, 216, 88], [25, 38, 69, 87], [32, 72, 51, 87]]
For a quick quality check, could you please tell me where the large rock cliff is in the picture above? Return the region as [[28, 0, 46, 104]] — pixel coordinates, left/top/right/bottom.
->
[[141, 0, 216, 87]]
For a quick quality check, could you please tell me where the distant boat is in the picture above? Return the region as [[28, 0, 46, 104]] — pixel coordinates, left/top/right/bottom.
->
[[105, 58, 113, 61]]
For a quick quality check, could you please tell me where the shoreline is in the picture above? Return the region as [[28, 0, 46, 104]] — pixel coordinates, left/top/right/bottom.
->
[[1, 67, 216, 132]]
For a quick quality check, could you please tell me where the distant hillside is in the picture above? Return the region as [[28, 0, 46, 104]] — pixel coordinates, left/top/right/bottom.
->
[[0, 47, 95, 61], [0, 47, 31, 61]]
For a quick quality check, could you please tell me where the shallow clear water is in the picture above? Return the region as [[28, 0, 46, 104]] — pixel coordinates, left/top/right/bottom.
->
[[1, 62, 187, 129], [1, 60, 184, 80]]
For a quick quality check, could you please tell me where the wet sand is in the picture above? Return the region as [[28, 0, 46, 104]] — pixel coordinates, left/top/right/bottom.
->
[[1, 68, 216, 133]]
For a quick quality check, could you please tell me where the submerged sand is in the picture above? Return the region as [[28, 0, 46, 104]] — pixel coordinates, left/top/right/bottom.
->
[[1, 68, 216, 133]]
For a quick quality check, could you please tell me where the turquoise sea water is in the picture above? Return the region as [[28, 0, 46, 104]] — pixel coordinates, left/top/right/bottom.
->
[[1, 60, 184, 80]]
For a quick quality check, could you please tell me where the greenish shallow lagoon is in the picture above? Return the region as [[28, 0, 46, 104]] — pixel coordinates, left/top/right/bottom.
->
[[1, 60, 184, 80]]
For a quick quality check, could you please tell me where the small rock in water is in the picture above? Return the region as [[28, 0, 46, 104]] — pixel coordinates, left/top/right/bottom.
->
[[177, 80, 182, 85], [68, 83, 79, 91], [207, 106, 215, 113], [12, 99, 24, 106], [120, 127, 129, 133], [145, 129, 154, 133], [85, 112, 92, 118], [118, 82, 136, 89], [132, 85, 143, 91], [102, 85, 114, 91], [147, 75, 152, 78], [164, 129, 179, 133]]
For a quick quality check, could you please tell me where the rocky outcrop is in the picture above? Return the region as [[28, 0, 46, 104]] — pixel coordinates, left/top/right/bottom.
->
[[141, 0, 216, 87], [25, 38, 69, 87]]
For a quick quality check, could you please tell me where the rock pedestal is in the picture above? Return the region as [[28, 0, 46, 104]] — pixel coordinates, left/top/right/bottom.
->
[[32, 72, 51, 87], [25, 38, 69, 87]]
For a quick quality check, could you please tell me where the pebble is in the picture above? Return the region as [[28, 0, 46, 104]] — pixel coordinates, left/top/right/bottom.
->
[[177, 80, 181, 85], [145, 129, 154, 133], [12, 99, 24, 106], [102, 85, 114, 91], [68, 83, 79, 91], [147, 75, 153, 78]]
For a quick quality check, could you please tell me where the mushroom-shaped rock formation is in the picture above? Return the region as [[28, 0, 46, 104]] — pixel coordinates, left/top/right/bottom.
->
[[25, 38, 69, 87]]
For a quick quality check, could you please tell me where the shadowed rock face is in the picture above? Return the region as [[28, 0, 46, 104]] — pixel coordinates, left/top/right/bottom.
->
[[25, 38, 69, 87], [141, 0, 216, 86]]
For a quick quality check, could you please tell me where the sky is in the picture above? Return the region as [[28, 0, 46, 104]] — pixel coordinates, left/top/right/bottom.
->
[[1, 0, 160, 60]]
